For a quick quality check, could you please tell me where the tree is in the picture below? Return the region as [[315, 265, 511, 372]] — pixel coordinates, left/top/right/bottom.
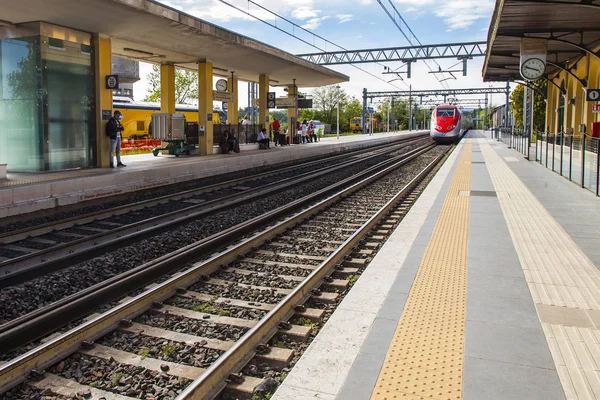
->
[[311, 85, 347, 125], [510, 81, 547, 130], [143, 65, 199, 104]]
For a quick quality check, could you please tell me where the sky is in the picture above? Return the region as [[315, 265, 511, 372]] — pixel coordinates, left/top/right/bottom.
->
[[133, 0, 502, 109]]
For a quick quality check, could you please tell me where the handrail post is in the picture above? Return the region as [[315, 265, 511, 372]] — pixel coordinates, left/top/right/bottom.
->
[[560, 132, 564, 176], [546, 134, 549, 168], [552, 132, 556, 171], [569, 135, 573, 181], [596, 137, 600, 196], [581, 133, 586, 188]]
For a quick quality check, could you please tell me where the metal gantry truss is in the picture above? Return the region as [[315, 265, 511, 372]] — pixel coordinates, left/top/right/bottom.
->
[[366, 87, 506, 99], [296, 42, 486, 65]]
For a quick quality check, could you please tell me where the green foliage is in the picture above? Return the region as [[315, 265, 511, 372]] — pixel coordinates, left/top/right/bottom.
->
[[293, 317, 315, 328], [251, 393, 273, 400], [193, 302, 231, 316], [138, 348, 150, 360], [112, 372, 124, 385], [143, 64, 199, 104], [274, 341, 287, 348], [348, 275, 359, 285], [161, 344, 177, 356], [311, 85, 347, 126], [510, 81, 547, 130], [279, 373, 288, 382]]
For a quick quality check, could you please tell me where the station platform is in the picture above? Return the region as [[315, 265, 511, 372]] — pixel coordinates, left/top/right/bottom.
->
[[273, 131, 600, 400], [0, 132, 420, 219]]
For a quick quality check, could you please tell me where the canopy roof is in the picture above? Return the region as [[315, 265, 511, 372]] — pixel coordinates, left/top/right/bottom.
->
[[0, 0, 348, 87], [483, 0, 600, 82]]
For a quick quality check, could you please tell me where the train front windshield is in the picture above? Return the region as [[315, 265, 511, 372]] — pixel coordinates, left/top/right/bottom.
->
[[437, 108, 455, 117]]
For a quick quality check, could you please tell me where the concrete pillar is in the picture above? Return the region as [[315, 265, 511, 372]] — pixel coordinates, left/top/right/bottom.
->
[[160, 63, 176, 114], [227, 74, 239, 125], [93, 34, 112, 168], [259, 74, 270, 136], [288, 83, 297, 141], [198, 61, 214, 155]]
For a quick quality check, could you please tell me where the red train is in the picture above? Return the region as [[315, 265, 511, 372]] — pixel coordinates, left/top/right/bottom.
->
[[430, 105, 463, 143]]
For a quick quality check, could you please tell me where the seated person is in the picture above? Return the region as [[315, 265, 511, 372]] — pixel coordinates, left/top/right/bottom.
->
[[221, 130, 237, 154], [257, 128, 270, 149]]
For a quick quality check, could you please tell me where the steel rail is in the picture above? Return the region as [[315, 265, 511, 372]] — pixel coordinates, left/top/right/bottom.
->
[[0, 142, 435, 362], [0, 134, 424, 244], [0, 135, 430, 288], [179, 146, 450, 399], [0, 142, 438, 393]]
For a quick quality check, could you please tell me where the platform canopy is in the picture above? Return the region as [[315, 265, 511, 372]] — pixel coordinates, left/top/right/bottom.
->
[[483, 0, 600, 82], [0, 0, 348, 87]]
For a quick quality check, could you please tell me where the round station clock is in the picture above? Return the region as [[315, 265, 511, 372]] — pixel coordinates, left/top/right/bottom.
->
[[520, 57, 546, 81], [215, 79, 228, 92]]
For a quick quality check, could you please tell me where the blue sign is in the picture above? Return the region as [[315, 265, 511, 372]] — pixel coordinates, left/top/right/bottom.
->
[[367, 107, 374, 114], [587, 89, 600, 101], [267, 92, 276, 108], [105, 75, 119, 90], [222, 102, 228, 112], [101, 110, 112, 121]]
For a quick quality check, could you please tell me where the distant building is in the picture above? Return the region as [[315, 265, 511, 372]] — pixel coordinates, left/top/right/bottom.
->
[[111, 57, 140, 99]]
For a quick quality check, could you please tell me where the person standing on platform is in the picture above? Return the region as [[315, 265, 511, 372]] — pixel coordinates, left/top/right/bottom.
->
[[272, 118, 281, 146], [242, 116, 251, 143], [106, 110, 126, 168], [307, 122, 315, 143], [301, 120, 308, 144]]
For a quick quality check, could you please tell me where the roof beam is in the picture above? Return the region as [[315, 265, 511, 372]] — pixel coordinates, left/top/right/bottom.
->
[[297, 42, 487, 65]]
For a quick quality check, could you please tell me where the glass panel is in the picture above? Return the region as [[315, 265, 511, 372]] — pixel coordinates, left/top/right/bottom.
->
[[43, 35, 95, 170], [0, 37, 44, 171], [571, 135, 583, 186], [583, 136, 598, 193]]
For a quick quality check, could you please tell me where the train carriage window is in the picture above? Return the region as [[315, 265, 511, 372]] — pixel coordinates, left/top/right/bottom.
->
[[136, 121, 145, 131], [437, 108, 455, 117]]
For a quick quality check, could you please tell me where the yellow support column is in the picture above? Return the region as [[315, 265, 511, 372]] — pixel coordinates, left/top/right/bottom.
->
[[227, 74, 239, 125], [259, 74, 270, 136], [288, 83, 297, 143], [93, 34, 112, 168], [160, 63, 176, 114], [198, 61, 214, 155]]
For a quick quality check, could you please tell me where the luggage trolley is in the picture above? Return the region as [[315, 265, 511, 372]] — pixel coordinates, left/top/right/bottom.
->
[[151, 113, 197, 157]]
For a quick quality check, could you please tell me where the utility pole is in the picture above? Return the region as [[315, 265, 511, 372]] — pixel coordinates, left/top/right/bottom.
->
[[362, 88, 368, 135], [390, 97, 395, 132], [409, 85, 412, 131], [503, 81, 510, 142], [336, 85, 340, 140]]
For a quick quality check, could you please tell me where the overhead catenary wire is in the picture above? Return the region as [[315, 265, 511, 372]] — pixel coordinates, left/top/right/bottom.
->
[[377, 0, 451, 94], [215, 0, 408, 90]]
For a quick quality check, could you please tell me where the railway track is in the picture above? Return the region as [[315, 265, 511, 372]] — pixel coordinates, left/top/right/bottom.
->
[[0, 142, 451, 400], [0, 135, 429, 289]]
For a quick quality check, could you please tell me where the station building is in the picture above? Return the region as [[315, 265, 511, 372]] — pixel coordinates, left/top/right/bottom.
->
[[0, 0, 347, 172]]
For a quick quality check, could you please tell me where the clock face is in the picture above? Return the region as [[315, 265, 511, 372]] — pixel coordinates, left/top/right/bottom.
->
[[520, 58, 545, 80], [215, 79, 228, 92]]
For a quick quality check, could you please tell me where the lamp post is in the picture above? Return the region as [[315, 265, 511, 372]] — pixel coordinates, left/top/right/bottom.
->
[[336, 85, 341, 140]]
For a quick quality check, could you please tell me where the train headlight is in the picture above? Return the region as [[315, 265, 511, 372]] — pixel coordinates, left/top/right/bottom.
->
[[448, 125, 456, 130], [435, 125, 442, 130]]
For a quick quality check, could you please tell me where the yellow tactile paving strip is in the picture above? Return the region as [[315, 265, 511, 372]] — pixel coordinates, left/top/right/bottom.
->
[[370, 143, 471, 400], [480, 139, 600, 399]]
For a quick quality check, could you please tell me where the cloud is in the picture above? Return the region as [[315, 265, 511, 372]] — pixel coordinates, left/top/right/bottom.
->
[[394, 0, 494, 30], [336, 13, 353, 23], [292, 6, 321, 20], [301, 16, 330, 30]]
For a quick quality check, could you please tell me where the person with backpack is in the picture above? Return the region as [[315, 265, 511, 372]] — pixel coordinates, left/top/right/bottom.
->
[[105, 110, 126, 168]]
